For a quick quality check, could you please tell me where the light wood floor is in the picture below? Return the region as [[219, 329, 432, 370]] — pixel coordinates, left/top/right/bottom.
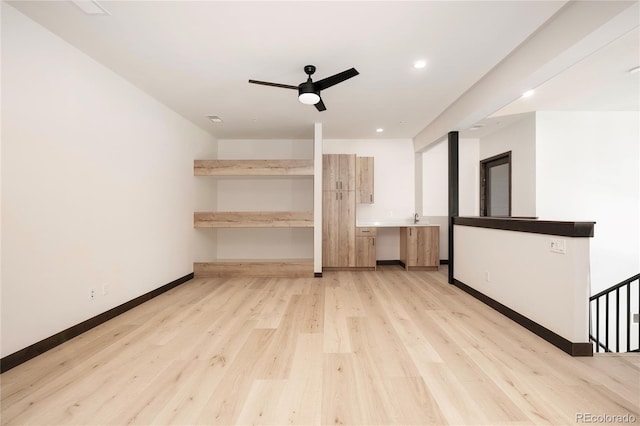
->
[[2, 267, 639, 425]]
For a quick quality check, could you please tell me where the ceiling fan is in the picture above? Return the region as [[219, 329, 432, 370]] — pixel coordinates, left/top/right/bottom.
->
[[248, 65, 359, 111]]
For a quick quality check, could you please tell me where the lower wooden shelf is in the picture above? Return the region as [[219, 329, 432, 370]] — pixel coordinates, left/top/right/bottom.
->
[[194, 259, 314, 277]]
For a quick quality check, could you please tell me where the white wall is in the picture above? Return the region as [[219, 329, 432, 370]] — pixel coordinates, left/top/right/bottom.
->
[[479, 113, 536, 217], [210, 139, 314, 260], [420, 137, 479, 259], [324, 139, 414, 260], [422, 139, 448, 217], [1, 5, 216, 357], [536, 111, 640, 294], [454, 225, 591, 343]]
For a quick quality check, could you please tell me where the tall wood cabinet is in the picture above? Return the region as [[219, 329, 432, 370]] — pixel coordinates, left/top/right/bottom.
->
[[399, 226, 439, 271], [323, 154, 356, 268]]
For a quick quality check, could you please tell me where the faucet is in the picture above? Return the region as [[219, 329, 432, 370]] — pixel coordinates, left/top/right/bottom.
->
[[414, 213, 420, 224]]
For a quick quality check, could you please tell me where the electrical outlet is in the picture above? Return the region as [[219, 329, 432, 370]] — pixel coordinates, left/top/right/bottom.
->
[[102, 283, 110, 296], [90, 289, 96, 300], [550, 239, 566, 254], [634, 313, 639, 324]]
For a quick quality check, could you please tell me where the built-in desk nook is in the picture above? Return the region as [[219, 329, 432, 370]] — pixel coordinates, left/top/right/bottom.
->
[[356, 221, 440, 271]]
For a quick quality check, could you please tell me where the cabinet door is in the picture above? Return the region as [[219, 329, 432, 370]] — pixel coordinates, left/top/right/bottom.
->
[[416, 227, 439, 267], [356, 156, 374, 204], [323, 155, 340, 191], [338, 190, 356, 267], [338, 154, 356, 191], [356, 237, 376, 268], [322, 191, 340, 267], [406, 227, 419, 267]]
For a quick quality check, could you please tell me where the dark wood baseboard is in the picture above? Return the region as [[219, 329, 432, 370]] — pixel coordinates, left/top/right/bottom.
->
[[453, 279, 593, 357], [1, 272, 194, 373], [440, 260, 449, 265], [314, 272, 323, 278]]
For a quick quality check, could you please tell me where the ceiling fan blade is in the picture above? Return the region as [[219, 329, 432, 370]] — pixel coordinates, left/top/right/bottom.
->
[[248, 79, 298, 90], [315, 98, 327, 112], [314, 68, 359, 91]]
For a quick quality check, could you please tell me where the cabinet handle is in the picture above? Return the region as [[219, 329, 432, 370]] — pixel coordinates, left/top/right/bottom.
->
[[370, 194, 373, 202], [340, 192, 343, 200], [372, 239, 375, 246], [340, 181, 343, 190]]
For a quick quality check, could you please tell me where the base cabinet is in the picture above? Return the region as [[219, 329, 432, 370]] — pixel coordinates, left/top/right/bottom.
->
[[355, 227, 376, 269], [399, 226, 439, 271]]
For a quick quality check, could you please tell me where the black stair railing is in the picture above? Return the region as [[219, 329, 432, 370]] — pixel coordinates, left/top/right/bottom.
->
[[589, 273, 640, 353]]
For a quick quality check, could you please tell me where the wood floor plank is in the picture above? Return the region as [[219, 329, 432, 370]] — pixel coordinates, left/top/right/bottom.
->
[[2, 267, 639, 425], [235, 379, 287, 425], [383, 377, 448, 425], [195, 328, 276, 425], [277, 334, 323, 424], [321, 353, 392, 425]]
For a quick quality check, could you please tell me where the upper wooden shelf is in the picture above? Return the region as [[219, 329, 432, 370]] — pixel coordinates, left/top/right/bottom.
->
[[194, 211, 313, 228], [194, 160, 314, 176]]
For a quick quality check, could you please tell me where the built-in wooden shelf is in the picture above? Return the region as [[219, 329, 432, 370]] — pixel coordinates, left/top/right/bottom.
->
[[194, 259, 313, 277], [194, 160, 314, 176], [194, 211, 313, 228]]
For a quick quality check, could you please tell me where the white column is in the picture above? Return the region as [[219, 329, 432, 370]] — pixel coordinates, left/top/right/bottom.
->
[[313, 123, 323, 275]]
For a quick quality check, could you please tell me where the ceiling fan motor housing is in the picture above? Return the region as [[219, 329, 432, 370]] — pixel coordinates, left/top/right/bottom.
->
[[298, 81, 320, 104]]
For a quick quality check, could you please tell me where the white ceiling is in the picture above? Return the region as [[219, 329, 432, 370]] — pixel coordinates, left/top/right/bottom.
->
[[7, 1, 639, 141]]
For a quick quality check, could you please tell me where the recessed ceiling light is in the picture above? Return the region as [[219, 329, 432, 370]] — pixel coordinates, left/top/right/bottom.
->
[[521, 89, 535, 98], [376, 128, 384, 133], [71, 0, 110, 15], [413, 60, 427, 69], [206, 115, 223, 123], [628, 66, 640, 74]]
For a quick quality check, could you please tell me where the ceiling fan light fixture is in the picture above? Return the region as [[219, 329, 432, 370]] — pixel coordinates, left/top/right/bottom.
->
[[299, 92, 320, 105]]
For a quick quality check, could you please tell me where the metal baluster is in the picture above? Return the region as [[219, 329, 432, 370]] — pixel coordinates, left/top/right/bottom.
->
[[616, 288, 620, 352], [627, 283, 631, 352], [605, 293, 609, 352], [596, 298, 600, 353]]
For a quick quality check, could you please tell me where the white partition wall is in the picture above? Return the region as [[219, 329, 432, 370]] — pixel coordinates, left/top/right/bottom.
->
[[454, 224, 591, 345]]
